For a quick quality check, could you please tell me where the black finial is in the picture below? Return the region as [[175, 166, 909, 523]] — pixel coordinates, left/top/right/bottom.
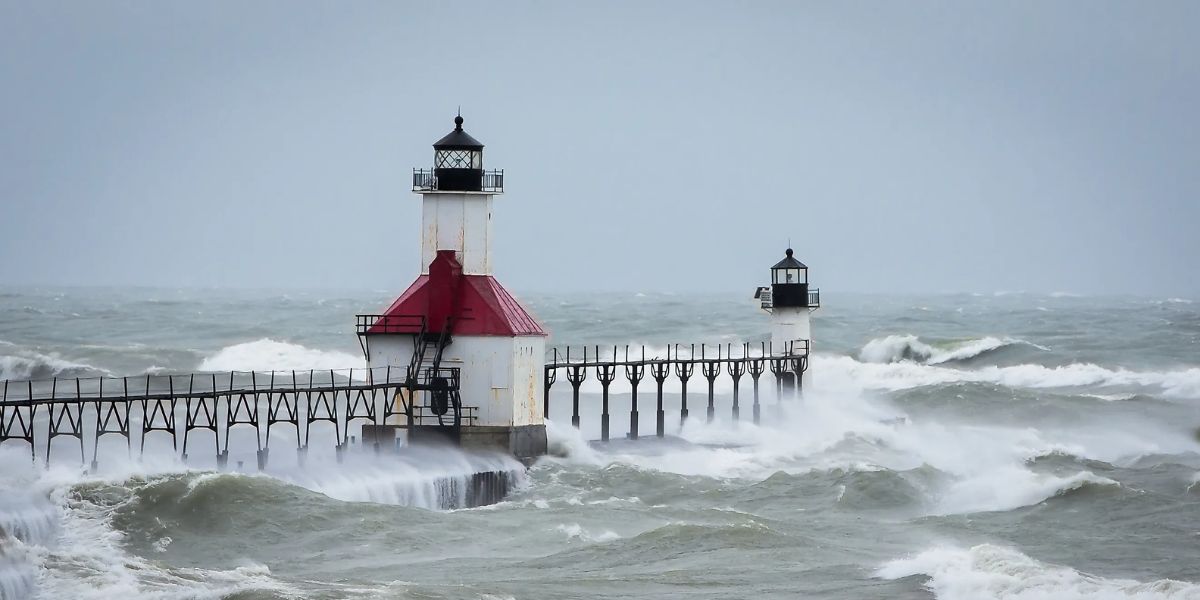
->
[[454, 112, 464, 130], [785, 248, 794, 257]]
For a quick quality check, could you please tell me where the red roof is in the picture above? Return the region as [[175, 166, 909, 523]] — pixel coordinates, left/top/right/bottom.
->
[[369, 268, 547, 337]]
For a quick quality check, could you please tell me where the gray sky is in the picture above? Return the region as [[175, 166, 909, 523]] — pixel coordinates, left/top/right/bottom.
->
[[2, 1, 1197, 296]]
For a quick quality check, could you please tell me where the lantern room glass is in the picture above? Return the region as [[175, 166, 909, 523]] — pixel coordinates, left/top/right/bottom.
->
[[773, 267, 806, 284], [435, 149, 482, 169]]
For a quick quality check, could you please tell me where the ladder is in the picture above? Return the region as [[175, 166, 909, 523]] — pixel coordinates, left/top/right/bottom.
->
[[405, 317, 464, 430], [406, 318, 452, 385]]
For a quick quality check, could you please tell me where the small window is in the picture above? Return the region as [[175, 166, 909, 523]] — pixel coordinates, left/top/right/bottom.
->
[[436, 149, 482, 169], [773, 268, 805, 284]]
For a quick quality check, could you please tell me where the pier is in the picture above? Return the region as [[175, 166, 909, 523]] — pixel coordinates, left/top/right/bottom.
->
[[0, 339, 809, 469], [0, 366, 466, 469], [543, 341, 810, 440]]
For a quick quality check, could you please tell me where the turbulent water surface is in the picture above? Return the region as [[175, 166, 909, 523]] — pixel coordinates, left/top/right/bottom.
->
[[2, 287, 1200, 599]]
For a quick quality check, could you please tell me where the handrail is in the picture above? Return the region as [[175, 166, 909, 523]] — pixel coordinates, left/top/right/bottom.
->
[[356, 314, 424, 335], [0, 366, 445, 405], [543, 340, 811, 369], [412, 168, 504, 193], [757, 287, 820, 309]]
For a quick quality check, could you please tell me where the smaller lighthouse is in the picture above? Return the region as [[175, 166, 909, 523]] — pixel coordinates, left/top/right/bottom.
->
[[754, 248, 819, 391]]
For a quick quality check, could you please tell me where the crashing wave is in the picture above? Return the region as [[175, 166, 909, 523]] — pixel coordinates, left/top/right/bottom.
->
[[933, 469, 1119, 515], [197, 338, 363, 373], [819, 354, 1200, 400], [858, 335, 1046, 365], [0, 350, 108, 380], [877, 543, 1200, 599]]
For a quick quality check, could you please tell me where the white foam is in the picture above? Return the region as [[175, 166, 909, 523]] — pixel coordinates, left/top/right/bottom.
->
[[197, 338, 363, 373], [274, 448, 524, 509], [543, 418, 604, 466], [0, 448, 294, 599], [858, 335, 1047, 366], [554, 523, 620, 542], [877, 544, 1200, 599], [0, 431, 524, 597], [819, 355, 1200, 400], [933, 468, 1117, 515], [0, 350, 107, 380], [545, 361, 1195, 515], [860, 335, 938, 363]]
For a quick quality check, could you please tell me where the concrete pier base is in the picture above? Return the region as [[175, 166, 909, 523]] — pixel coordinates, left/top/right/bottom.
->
[[457, 424, 547, 464], [365, 423, 547, 465], [361, 424, 403, 449]]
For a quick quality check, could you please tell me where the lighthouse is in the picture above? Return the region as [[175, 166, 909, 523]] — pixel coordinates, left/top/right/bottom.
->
[[754, 248, 819, 391], [358, 115, 548, 461]]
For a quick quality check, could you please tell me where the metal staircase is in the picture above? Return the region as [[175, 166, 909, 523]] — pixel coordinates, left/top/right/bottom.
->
[[405, 318, 451, 386], [405, 317, 469, 432]]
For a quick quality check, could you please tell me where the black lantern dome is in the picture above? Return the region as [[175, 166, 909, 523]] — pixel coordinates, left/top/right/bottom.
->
[[432, 115, 485, 191], [770, 248, 811, 307], [771, 248, 807, 284]]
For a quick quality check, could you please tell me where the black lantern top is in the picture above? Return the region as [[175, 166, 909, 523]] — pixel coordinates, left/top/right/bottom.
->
[[771, 248, 808, 285], [431, 115, 485, 191], [433, 115, 484, 153], [769, 248, 813, 308], [413, 114, 504, 193]]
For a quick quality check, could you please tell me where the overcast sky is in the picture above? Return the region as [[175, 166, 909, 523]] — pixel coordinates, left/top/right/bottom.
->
[[2, 1, 1197, 296]]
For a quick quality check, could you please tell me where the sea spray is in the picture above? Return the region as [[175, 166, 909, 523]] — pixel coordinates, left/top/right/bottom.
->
[[0, 442, 526, 598]]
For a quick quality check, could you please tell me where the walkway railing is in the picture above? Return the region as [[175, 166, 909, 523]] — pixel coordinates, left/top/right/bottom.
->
[[356, 314, 424, 335], [543, 340, 810, 441], [0, 365, 462, 468]]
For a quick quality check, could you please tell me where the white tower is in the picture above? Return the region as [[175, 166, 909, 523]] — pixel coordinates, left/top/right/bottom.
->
[[754, 248, 819, 391], [358, 115, 548, 461], [418, 115, 495, 276]]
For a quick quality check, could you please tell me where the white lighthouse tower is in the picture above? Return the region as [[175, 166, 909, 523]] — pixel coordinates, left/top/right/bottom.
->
[[358, 115, 547, 461], [754, 248, 819, 391]]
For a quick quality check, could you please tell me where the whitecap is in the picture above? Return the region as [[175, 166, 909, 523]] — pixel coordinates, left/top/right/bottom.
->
[[932, 468, 1118, 515], [197, 338, 363, 373], [857, 335, 1047, 366], [554, 523, 620, 542], [818, 355, 1200, 400], [0, 350, 109, 380], [877, 543, 1200, 599]]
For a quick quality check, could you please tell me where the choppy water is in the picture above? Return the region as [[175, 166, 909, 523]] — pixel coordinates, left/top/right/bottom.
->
[[2, 286, 1200, 599]]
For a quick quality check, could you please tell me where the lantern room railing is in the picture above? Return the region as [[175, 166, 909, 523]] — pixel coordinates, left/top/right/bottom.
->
[[759, 288, 820, 310], [412, 168, 504, 193]]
